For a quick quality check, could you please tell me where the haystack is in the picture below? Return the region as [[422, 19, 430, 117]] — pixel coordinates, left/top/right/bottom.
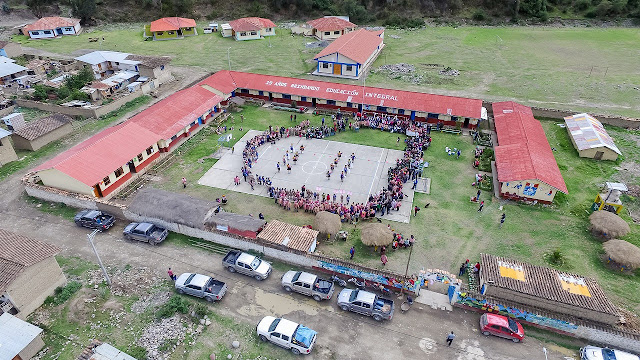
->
[[589, 211, 630, 240], [603, 240, 640, 271], [361, 223, 393, 247], [314, 211, 341, 239]]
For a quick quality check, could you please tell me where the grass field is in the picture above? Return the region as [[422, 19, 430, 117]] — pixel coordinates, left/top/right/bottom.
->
[[13, 24, 640, 117], [149, 105, 640, 317]]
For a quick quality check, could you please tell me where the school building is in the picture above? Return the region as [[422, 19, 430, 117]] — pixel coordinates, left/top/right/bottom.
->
[[313, 29, 384, 80]]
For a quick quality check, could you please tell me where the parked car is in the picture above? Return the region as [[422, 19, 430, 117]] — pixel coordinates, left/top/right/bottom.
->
[[123, 222, 168, 245], [337, 288, 394, 321], [580, 345, 640, 360], [281, 271, 335, 301], [222, 250, 272, 280], [74, 210, 115, 231], [256, 316, 317, 355], [479, 313, 525, 343], [175, 273, 227, 302]]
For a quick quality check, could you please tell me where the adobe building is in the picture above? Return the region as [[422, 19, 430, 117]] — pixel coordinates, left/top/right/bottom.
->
[[564, 113, 621, 161], [0, 128, 18, 166], [12, 113, 73, 151]]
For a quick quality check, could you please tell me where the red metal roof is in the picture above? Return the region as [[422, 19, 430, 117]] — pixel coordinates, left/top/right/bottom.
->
[[493, 101, 568, 193], [307, 17, 356, 31], [314, 29, 383, 64], [228, 17, 276, 32], [150, 17, 196, 32], [131, 86, 222, 139], [199, 70, 484, 119], [34, 122, 160, 186], [23, 17, 79, 32]]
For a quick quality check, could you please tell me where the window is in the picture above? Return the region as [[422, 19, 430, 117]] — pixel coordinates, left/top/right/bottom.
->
[[266, 28, 272, 31], [114, 167, 124, 177], [334, 31, 340, 34], [137, 153, 143, 161], [171, 135, 178, 141], [240, 88, 249, 93], [362, 303, 371, 309], [271, 333, 281, 339], [250, 31, 257, 36], [322, 63, 329, 69], [65, 27, 73, 31], [240, 32, 246, 36], [324, 31, 330, 35], [303, 283, 311, 289], [168, 31, 174, 35], [146, 146, 154, 155], [346, 65, 353, 71], [115, 62, 119, 65], [103, 176, 111, 186], [327, 100, 336, 105], [190, 121, 196, 127], [281, 335, 289, 341], [44, 30, 51, 34], [301, 96, 307, 102], [160, 65, 164, 70], [377, 106, 387, 112], [185, 27, 192, 30], [157, 31, 164, 35], [186, 284, 201, 290], [32, 31, 40, 35], [283, 94, 291, 99], [258, 91, 264, 96], [398, 109, 405, 115]]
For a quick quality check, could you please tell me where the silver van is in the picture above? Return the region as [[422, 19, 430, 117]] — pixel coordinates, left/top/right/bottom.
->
[[580, 346, 639, 360]]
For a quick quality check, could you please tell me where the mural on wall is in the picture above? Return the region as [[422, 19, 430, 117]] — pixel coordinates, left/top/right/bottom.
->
[[522, 183, 538, 196], [316, 260, 421, 293]]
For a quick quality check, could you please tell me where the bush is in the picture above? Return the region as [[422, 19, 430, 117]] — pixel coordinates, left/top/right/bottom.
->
[[544, 249, 567, 267], [56, 86, 70, 100], [156, 294, 190, 318], [596, 0, 612, 14], [32, 84, 49, 101], [472, 9, 488, 20], [126, 345, 147, 359], [70, 89, 90, 101], [44, 281, 82, 306], [575, 0, 591, 11], [384, 15, 425, 28]]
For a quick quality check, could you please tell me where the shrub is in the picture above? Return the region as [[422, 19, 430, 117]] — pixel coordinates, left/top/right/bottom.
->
[[472, 9, 488, 20], [156, 294, 190, 318], [596, 0, 612, 14], [291, 99, 297, 108], [44, 281, 82, 306], [70, 89, 90, 101], [56, 86, 70, 100], [544, 249, 566, 267], [384, 15, 425, 29], [575, 0, 591, 11], [126, 345, 147, 359]]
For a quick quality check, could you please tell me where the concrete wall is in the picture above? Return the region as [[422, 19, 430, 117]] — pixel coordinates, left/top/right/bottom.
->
[[1, 42, 22, 58], [235, 31, 262, 41], [19, 334, 45, 360], [0, 104, 16, 118], [15, 90, 143, 118], [531, 106, 640, 129], [37, 168, 95, 195], [24, 182, 98, 209], [6, 257, 66, 319], [0, 136, 18, 165], [574, 326, 640, 354], [28, 30, 56, 39], [577, 147, 619, 161], [153, 31, 179, 40]]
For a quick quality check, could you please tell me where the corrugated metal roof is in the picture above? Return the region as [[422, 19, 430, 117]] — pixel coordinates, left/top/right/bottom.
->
[[0, 62, 28, 78], [0, 128, 11, 139], [307, 17, 356, 31], [199, 71, 484, 119], [258, 220, 318, 252], [314, 29, 383, 64], [75, 51, 132, 65], [564, 113, 621, 155], [0, 313, 43, 360]]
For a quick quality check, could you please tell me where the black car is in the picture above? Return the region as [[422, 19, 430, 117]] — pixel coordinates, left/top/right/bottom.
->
[[74, 210, 116, 231], [123, 222, 168, 245]]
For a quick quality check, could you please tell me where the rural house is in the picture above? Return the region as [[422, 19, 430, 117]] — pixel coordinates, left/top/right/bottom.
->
[[564, 113, 621, 161], [22, 17, 81, 39], [0, 41, 23, 58], [227, 17, 276, 41], [75, 51, 139, 79], [0, 60, 29, 86], [0, 313, 45, 360], [147, 17, 197, 40], [493, 101, 567, 204], [11, 113, 73, 151], [307, 17, 357, 41], [0, 229, 65, 318], [313, 29, 384, 79], [0, 128, 18, 166]]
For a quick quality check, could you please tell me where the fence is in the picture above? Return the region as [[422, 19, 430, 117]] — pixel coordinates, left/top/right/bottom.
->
[[15, 90, 144, 119]]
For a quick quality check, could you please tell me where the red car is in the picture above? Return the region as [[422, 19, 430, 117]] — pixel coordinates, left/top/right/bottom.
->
[[479, 313, 525, 343]]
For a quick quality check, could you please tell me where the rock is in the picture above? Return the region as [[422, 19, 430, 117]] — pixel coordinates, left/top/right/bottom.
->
[[200, 319, 206, 325], [191, 311, 196, 317], [205, 319, 211, 326], [227, 355, 232, 359], [232, 340, 240, 348]]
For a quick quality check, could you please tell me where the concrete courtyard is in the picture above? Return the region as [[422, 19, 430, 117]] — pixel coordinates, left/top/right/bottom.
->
[[198, 130, 415, 223]]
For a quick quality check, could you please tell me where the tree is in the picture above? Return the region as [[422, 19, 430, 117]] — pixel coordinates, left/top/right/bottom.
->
[[26, 0, 48, 18], [65, 67, 94, 91], [70, 0, 97, 24]]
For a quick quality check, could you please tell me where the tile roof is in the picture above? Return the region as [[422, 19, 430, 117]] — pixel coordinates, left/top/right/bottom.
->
[[33, 122, 161, 186], [23, 17, 79, 32], [314, 29, 383, 64], [307, 17, 356, 31], [0, 313, 43, 360], [229, 17, 276, 32], [493, 101, 568, 194], [150, 17, 196, 32], [480, 253, 618, 317], [258, 220, 318, 252], [564, 113, 621, 155], [0, 229, 60, 293], [130, 86, 222, 139], [12, 113, 72, 141], [199, 70, 484, 119]]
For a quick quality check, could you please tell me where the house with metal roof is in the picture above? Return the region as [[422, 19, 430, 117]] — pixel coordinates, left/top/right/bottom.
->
[[12, 113, 73, 151], [146, 17, 197, 40], [479, 253, 619, 325], [75, 51, 172, 81], [564, 113, 621, 161], [493, 101, 567, 204], [307, 17, 357, 41], [0, 61, 29, 86], [22, 16, 81, 39], [0, 313, 45, 360], [258, 220, 319, 253], [0, 128, 18, 166], [313, 29, 384, 80], [228, 17, 276, 41], [0, 229, 65, 318]]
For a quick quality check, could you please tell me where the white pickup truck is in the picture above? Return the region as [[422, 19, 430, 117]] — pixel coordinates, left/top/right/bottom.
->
[[256, 316, 317, 355], [281, 271, 335, 301]]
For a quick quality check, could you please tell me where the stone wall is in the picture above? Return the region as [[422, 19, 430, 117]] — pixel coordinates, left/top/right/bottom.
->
[[24, 182, 98, 210], [530, 106, 640, 129], [0, 104, 15, 118], [15, 90, 144, 119]]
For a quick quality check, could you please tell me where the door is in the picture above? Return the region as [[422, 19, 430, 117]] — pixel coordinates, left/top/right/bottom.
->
[[463, 118, 470, 128], [594, 151, 604, 160], [333, 64, 341, 75], [128, 160, 136, 173], [56, 28, 63, 35], [312, 98, 317, 107]]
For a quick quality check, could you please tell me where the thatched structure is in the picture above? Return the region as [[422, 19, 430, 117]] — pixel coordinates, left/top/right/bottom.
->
[[314, 211, 341, 239], [361, 223, 393, 247], [128, 188, 215, 229], [603, 240, 640, 271], [589, 211, 630, 240]]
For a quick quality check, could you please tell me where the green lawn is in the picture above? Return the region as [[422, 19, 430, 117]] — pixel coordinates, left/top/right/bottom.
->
[[13, 24, 640, 117], [151, 106, 640, 317]]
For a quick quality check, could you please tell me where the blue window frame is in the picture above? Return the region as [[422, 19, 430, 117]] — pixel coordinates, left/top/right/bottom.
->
[[301, 96, 307, 102], [259, 91, 264, 96], [347, 102, 352, 108], [240, 88, 249, 94], [428, 113, 438, 118], [327, 100, 336, 105], [283, 94, 292, 99], [377, 106, 387, 112], [398, 109, 405, 115]]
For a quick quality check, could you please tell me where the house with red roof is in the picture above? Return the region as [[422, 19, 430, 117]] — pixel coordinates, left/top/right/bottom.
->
[[226, 17, 276, 41], [22, 17, 81, 39], [493, 101, 567, 204], [313, 29, 384, 79], [147, 17, 197, 41], [307, 16, 357, 41]]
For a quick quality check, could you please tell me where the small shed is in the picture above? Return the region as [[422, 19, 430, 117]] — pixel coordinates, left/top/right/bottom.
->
[[258, 220, 319, 253], [1, 112, 25, 131], [564, 113, 621, 161], [203, 212, 266, 239], [0, 313, 45, 360], [221, 23, 232, 37], [12, 113, 73, 151]]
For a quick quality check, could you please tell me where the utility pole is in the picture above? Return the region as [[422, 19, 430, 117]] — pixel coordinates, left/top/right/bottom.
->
[[87, 229, 111, 286], [227, 47, 232, 71]]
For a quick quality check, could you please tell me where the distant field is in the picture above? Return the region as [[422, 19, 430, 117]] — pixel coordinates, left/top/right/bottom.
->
[[13, 24, 640, 118]]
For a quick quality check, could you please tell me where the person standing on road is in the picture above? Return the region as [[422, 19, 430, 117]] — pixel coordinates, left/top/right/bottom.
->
[[168, 268, 177, 281], [446, 331, 455, 346], [277, 162, 281, 172], [349, 246, 355, 259], [182, 177, 187, 189]]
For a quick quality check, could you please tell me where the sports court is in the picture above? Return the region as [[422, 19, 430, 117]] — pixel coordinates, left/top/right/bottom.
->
[[198, 130, 415, 223]]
